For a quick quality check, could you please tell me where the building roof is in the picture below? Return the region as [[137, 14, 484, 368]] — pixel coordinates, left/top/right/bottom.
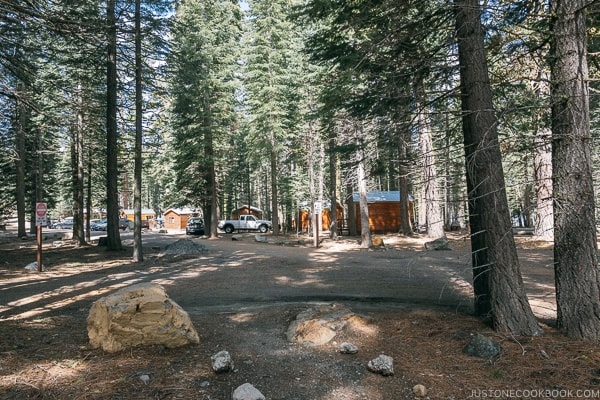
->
[[163, 207, 198, 216], [122, 208, 156, 215], [351, 191, 414, 203], [235, 205, 263, 213]]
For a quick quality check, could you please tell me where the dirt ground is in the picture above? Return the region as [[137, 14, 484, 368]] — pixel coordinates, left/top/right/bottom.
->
[[1, 229, 599, 400]]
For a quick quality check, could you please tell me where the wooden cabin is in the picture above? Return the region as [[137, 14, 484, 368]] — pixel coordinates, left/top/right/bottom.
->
[[163, 208, 200, 230], [120, 208, 156, 228], [352, 191, 414, 234], [294, 201, 345, 233], [230, 205, 263, 219]]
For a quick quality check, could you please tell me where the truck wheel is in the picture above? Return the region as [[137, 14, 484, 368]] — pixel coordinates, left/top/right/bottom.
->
[[224, 225, 234, 234], [259, 224, 268, 233]]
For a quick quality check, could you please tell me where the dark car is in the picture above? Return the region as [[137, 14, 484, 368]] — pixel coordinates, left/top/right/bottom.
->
[[119, 218, 133, 231], [186, 217, 205, 235]]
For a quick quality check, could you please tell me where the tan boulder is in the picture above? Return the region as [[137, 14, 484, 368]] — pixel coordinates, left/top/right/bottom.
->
[[87, 282, 199, 353]]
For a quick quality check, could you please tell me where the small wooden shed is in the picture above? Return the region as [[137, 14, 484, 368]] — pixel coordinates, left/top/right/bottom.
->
[[352, 191, 414, 234], [163, 208, 200, 230]]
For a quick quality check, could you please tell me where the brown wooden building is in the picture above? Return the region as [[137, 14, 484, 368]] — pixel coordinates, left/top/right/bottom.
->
[[352, 191, 414, 234], [163, 208, 200, 230], [294, 201, 345, 233], [230, 205, 263, 219]]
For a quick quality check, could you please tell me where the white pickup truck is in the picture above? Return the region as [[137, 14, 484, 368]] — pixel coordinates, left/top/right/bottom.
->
[[218, 214, 272, 234]]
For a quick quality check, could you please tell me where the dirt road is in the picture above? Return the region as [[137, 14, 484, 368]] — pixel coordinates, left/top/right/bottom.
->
[[0, 231, 564, 400]]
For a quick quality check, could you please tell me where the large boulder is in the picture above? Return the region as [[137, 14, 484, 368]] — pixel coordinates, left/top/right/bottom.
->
[[87, 282, 199, 353]]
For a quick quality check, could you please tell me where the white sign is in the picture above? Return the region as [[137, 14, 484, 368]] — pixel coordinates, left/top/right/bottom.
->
[[313, 201, 322, 214]]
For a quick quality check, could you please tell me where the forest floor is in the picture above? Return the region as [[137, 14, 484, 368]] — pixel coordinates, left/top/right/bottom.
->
[[1, 227, 599, 400]]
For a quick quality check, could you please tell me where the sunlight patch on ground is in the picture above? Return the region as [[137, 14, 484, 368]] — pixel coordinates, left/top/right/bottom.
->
[[228, 312, 256, 323], [274, 275, 333, 288], [1, 278, 145, 321]]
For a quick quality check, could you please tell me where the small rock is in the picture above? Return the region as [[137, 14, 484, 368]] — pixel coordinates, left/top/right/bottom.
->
[[211, 350, 234, 373], [413, 384, 427, 397], [367, 354, 394, 376], [425, 236, 451, 250], [199, 381, 210, 388], [24, 262, 45, 272], [463, 333, 501, 359], [255, 235, 268, 243], [232, 383, 265, 400], [340, 342, 359, 354]]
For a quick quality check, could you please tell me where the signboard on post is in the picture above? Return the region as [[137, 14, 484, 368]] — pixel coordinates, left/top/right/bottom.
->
[[35, 202, 47, 227]]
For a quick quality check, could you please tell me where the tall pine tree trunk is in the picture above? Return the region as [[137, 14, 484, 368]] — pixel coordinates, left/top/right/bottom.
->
[[15, 84, 27, 239], [270, 146, 279, 235], [533, 127, 553, 238], [133, 0, 143, 262], [550, 0, 600, 340], [329, 129, 338, 239], [106, 0, 121, 250], [454, 0, 541, 335], [416, 86, 444, 239], [357, 148, 371, 249], [72, 93, 86, 246], [398, 130, 412, 235]]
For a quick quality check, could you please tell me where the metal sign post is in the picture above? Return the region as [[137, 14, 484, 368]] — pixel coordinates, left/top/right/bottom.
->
[[35, 202, 47, 272]]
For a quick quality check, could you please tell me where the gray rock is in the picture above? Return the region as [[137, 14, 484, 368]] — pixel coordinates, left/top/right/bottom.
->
[[367, 354, 394, 376], [425, 236, 451, 250], [159, 238, 207, 256], [463, 333, 501, 359], [340, 342, 359, 354], [87, 282, 199, 353], [211, 350, 234, 373], [232, 383, 265, 400]]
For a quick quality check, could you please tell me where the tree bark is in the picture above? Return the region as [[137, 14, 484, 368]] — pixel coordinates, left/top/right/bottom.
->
[[454, 0, 541, 335], [105, 0, 121, 250], [550, 0, 600, 340]]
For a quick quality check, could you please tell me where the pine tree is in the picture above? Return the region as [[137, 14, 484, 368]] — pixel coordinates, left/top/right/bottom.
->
[[169, 0, 242, 236], [454, 0, 541, 335], [550, 0, 600, 340]]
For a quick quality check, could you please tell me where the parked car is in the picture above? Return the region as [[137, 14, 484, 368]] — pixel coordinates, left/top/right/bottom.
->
[[54, 219, 73, 229], [119, 218, 133, 231], [186, 217, 205, 236], [91, 219, 107, 231]]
